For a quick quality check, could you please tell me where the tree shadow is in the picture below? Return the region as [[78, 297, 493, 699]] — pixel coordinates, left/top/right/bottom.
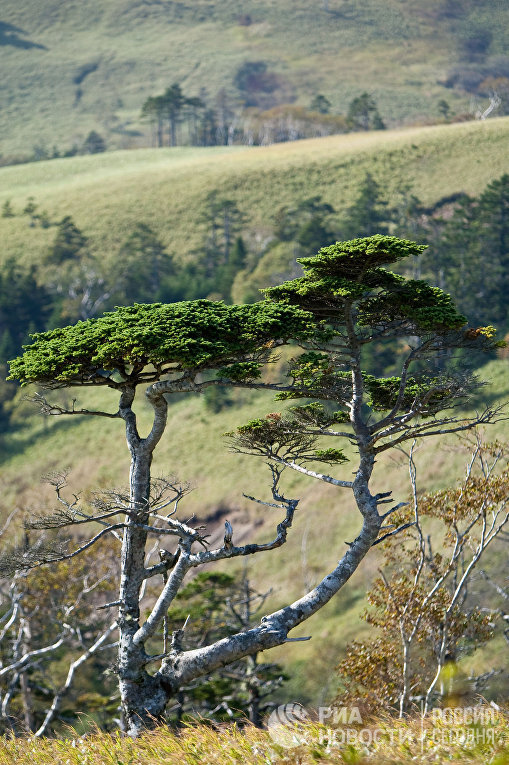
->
[[110, 127, 144, 137], [0, 414, 83, 465], [0, 21, 47, 50]]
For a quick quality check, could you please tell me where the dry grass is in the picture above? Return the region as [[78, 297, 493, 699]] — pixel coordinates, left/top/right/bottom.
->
[[1, 118, 509, 274], [1, 712, 507, 764], [2, 0, 508, 156]]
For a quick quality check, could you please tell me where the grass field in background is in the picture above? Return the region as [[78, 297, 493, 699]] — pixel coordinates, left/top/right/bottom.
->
[[1, 118, 509, 278], [3, 0, 507, 156]]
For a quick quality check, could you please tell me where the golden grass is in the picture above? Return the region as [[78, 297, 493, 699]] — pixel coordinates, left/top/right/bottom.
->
[[1, 118, 509, 271], [1, 712, 507, 764]]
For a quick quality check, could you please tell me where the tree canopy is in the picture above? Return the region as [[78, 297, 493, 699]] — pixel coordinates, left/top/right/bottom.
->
[[265, 234, 468, 332], [8, 299, 315, 387]]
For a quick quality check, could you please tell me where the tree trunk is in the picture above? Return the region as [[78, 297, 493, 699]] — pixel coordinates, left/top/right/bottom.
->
[[117, 445, 169, 734], [115, 380, 381, 735], [116, 386, 176, 735], [18, 612, 35, 732], [170, 116, 177, 147], [156, 452, 380, 693]]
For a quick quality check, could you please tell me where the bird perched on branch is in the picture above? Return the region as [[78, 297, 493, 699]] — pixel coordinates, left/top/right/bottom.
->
[[224, 520, 233, 549], [158, 548, 180, 569]]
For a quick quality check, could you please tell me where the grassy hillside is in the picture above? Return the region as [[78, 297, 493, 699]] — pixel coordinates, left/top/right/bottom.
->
[[2, 118, 509, 276], [1, 0, 508, 156]]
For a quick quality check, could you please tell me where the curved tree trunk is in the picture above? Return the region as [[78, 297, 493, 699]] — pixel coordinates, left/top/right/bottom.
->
[[116, 445, 381, 735], [117, 384, 172, 735], [114, 369, 384, 735]]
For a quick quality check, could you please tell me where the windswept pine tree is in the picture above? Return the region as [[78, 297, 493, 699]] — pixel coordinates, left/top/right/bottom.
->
[[5, 236, 503, 735]]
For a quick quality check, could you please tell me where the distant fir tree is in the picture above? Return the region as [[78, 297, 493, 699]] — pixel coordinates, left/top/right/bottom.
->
[[347, 92, 386, 131], [1, 199, 14, 218], [340, 173, 392, 239], [163, 83, 186, 147], [273, 196, 336, 251], [476, 174, 509, 324], [0, 260, 50, 430], [310, 93, 332, 114], [45, 216, 88, 265], [141, 95, 165, 147], [115, 223, 175, 304], [83, 130, 106, 154]]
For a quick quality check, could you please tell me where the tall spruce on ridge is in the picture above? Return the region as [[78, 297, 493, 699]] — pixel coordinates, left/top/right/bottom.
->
[[6, 236, 502, 736]]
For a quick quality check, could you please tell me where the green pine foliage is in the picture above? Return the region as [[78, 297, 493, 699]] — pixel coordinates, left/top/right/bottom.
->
[[265, 235, 466, 333], [347, 93, 386, 131], [45, 216, 88, 265], [339, 173, 392, 239], [115, 223, 175, 304], [228, 412, 348, 464], [8, 300, 315, 386], [1, 199, 14, 218], [230, 234, 497, 494]]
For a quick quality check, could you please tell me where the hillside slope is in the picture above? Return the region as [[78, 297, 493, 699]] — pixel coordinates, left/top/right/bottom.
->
[[1, 0, 508, 156], [2, 118, 509, 272]]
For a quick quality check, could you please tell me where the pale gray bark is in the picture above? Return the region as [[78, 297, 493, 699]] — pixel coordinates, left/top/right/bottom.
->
[[105, 361, 387, 734]]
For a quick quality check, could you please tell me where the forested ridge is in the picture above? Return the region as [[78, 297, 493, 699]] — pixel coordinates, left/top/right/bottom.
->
[[1, 168, 508, 432]]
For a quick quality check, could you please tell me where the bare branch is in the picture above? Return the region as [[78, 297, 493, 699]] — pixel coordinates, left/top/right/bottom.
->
[[272, 457, 353, 488], [34, 621, 118, 737], [0, 509, 19, 539], [26, 392, 120, 418], [372, 520, 414, 546], [373, 406, 506, 453], [0, 631, 71, 677], [0, 525, 126, 574]]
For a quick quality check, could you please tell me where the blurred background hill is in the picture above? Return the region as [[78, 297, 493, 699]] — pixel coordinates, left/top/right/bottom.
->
[[1, 0, 509, 159]]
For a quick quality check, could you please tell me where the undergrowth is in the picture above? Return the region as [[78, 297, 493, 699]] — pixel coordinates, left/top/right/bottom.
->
[[1, 712, 508, 764]]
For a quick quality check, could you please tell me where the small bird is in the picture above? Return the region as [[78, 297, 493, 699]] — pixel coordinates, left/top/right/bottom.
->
[[158, 548, 180, 570], [224, 520, 233, 550]]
